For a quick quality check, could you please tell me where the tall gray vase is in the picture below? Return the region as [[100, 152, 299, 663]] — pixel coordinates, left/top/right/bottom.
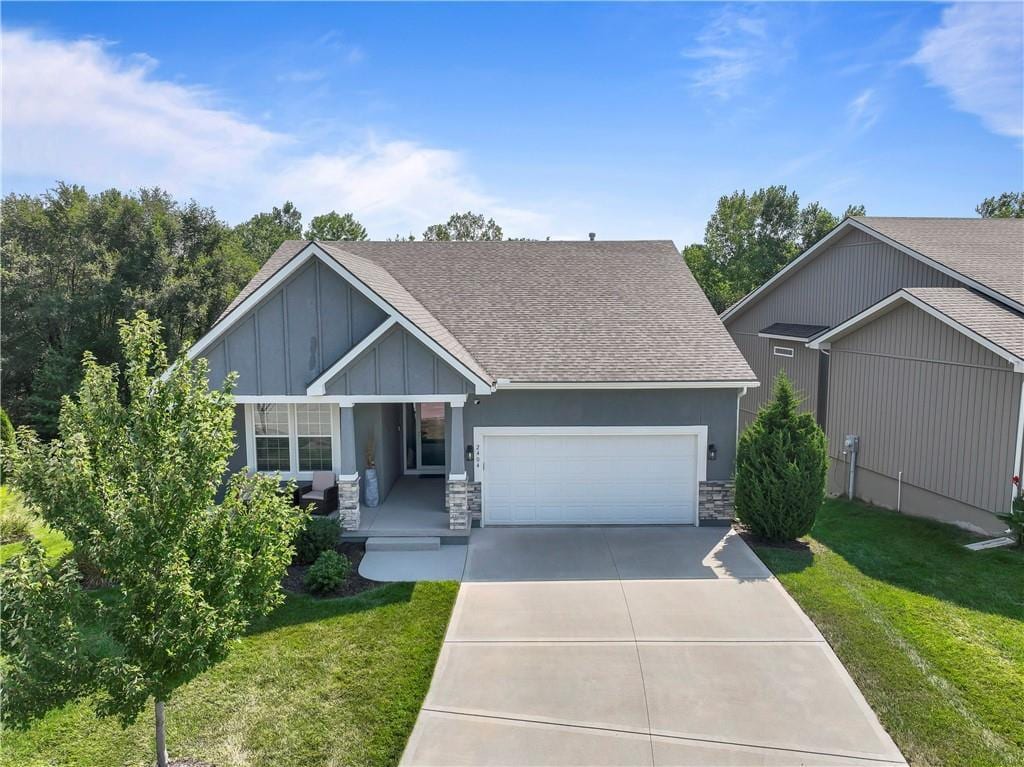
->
[[364, 468, 380, 507]]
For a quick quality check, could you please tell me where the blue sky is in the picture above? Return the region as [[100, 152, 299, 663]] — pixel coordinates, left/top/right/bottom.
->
[[3, 2, 1022, 243]]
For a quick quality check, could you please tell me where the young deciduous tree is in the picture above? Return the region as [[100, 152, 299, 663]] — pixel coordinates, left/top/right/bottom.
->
[[734, 373, 827, 541], [8, 313, 304, 767]]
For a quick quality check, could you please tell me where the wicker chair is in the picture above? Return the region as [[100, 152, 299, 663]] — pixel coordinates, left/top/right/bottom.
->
[[300, 471, 339, 515]]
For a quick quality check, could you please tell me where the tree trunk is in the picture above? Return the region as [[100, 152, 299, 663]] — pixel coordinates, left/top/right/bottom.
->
[[155, 700, 169, 767]]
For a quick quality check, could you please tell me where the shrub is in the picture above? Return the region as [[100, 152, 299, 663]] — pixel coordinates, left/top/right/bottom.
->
[[293, 516, 340, 565], [1, 408, 16, 482], [735, 373, 827, 541], [304, 550, 351, 595], [0, 487, 36, 543]]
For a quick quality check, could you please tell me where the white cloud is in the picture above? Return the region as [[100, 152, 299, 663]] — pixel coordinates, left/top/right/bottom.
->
[[1, 29, 544, 236], [847, 88, 881, 133], [912, 2, 1023, 138], [684, 8, 790, 100]]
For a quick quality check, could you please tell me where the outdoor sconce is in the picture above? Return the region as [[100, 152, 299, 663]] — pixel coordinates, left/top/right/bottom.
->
[[465, 444, 474, 463], [707, 443, 717, 461]]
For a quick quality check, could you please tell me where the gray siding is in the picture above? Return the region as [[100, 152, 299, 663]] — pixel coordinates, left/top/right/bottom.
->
[[728, 229, 962, 423], [200, 258, 387, 394], [354, 403, 404, 505], [827, 302, 1022, 523], [324, 325, 473, 396], [461, 389, 741, 483]]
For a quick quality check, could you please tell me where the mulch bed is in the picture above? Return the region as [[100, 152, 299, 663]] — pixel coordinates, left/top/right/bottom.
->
[[281, 542, 380, 598]]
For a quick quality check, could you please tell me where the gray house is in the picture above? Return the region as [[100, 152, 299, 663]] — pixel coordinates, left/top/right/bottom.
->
[[723, 217, 1024, 536], [182, 240, 757, 534]]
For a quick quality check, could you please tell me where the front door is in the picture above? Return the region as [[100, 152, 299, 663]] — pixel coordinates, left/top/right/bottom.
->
[[404, 403, 446, 473]]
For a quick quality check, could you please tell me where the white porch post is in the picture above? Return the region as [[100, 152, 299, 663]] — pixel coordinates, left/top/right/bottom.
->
[[337, 404, 360, 531]]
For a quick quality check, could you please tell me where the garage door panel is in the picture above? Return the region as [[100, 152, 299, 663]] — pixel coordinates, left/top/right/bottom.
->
[[482, 431, 699, 526]]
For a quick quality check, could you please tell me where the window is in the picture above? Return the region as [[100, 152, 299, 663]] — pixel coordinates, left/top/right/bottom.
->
[[773, 345, 795, 358], [296, 404, 333, 471], [250, 404, 336, 474], [254, 404, 290, 471]]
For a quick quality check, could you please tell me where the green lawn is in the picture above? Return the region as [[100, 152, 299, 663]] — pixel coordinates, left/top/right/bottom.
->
[[753, 499, 1024, 767], [1, 582, 459, 767]]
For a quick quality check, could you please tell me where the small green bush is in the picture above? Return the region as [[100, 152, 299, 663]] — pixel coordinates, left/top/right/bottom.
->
[[0, 408, 16, 482], [293, 516, 340, 565], [304, 550, 351, 595], [735, 373, 827, 541], [0, 487, 36, 544]]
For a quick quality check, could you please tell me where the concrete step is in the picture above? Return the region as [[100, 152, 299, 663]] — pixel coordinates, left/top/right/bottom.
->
[[365, 536, 441, 552]]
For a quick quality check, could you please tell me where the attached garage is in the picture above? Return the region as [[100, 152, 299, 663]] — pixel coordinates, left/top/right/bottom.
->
[[475, 427, 707, 526]]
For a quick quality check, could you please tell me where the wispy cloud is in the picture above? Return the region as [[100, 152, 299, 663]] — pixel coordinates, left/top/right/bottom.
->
[[684, 7, 792, 100], [912, 2, 1023, 138], [847, 88, 881, 133], [1, 29, 544, 236]]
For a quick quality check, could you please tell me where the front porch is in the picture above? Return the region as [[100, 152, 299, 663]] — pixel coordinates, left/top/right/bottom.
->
[[342, 476, 470, 540]]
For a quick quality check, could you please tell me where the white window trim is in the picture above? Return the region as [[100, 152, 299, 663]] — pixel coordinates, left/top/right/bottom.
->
[[773, 346, 795, 358], [244, 403, 341, 480], [471, 425, 708, 528]]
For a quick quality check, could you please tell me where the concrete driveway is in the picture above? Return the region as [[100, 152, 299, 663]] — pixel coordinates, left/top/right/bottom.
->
[[401, 527, 906, 766]]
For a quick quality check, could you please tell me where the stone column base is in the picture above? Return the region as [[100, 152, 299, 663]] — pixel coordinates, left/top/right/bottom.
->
[[338, 476, 361, 531], [698, 480, 735, 526], [447, 480, 470, 530], [468, 482, 482, 522]]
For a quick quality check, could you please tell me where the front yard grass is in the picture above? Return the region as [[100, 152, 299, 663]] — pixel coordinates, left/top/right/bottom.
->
[[1, 581, 458, 767], [753, 498, 1024, 767]]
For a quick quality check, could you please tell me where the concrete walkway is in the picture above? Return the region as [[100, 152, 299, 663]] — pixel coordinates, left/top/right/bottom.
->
[[401, 527, 906, 766]]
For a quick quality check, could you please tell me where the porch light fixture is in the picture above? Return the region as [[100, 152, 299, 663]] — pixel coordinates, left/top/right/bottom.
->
[[707, 443, 717, 461], [465, 444, 474, 463]]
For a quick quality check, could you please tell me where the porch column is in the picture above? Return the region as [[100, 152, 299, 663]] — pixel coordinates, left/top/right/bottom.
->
[[446, 401, 470, 531], [337, 404, 360, 531]]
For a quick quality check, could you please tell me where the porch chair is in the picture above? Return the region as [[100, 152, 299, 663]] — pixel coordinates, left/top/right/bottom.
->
[[301, 471, 339, 516]]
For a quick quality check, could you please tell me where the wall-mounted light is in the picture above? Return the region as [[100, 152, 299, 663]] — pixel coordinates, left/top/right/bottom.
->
[[465, 444, 474, 463], [707, 443, 717, 461]]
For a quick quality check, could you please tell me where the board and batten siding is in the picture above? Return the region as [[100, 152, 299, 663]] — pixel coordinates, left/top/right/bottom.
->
[[200, 258, 387, 395], [323, 325, 473, 396], [728, 228, 962, 425], [827, 301, 1022, 524]]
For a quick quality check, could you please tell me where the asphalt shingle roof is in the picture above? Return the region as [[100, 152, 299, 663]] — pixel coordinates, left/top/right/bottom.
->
[[219, 240, 756, 385], [853, 217, 1024, 306], [759, 322, 831, 340], [903, 287, 1024, 363]]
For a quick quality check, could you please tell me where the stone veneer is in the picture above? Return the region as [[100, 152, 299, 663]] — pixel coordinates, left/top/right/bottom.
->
[[467, 482, 481, 522], [698, 480, 735, 526], [447, 480, 471, 530], [337, 476, 361, 531]]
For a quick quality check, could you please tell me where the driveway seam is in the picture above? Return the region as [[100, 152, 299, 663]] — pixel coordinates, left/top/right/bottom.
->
[[602, 528, 657, 767]]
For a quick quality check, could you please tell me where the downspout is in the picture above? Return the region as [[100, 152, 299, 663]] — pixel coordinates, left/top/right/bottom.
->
[[1013, 375, 1024, 514]]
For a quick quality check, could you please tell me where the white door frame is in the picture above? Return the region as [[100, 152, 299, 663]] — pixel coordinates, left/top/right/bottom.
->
[[472, 425, 708, 527], [403, 402, 448, 475]]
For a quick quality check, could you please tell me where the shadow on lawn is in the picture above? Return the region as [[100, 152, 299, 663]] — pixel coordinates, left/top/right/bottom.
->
[[249, 580, 418, 635], [768, 499, 1024, 622]]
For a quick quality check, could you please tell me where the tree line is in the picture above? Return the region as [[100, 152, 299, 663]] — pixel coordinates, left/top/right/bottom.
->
[[3, 182, 1019, 437]]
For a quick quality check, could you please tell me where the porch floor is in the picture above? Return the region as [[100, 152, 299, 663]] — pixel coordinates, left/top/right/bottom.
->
[[346, 476, 464, 539]]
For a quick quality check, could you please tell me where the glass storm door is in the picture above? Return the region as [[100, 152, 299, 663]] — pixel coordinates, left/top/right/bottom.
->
[[405, 403, 446, 472]]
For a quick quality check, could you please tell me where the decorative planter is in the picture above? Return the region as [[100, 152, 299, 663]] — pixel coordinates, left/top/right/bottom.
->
[[364, 468, 380, 507]]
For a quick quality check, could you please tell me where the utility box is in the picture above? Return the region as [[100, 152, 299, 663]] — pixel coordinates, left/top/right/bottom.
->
[[842, 434, 859, 455]]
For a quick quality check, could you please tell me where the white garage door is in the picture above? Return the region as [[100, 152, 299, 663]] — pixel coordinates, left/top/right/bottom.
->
[[479, 428, 703, 526]]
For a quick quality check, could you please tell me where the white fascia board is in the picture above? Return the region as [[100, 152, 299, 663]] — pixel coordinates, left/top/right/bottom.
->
[[306, 317, 397, 395], [169, 242, 493, 395], [720, 218, 1023, 324], [808, 290, 1024, 373], [309, 244, 493, 395], [494, 380, 760, 390], [235, 393, 469, 405]]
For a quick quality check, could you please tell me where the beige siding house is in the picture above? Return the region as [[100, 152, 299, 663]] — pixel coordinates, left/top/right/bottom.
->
[[723, 217, 1024, 536]]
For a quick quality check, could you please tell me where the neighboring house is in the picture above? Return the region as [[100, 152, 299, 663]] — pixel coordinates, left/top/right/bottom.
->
[[722, 216, 1024, 536], [181, 240, 757, 533]]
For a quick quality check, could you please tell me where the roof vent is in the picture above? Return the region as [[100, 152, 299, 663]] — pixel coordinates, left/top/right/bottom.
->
[[588, 232, 596, 241]]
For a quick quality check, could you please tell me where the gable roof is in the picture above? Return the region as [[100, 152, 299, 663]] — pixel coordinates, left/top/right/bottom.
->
[[721, 216, 1024, 322], [808, 287, 1024, 372], [217, 239, 757, 386]]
